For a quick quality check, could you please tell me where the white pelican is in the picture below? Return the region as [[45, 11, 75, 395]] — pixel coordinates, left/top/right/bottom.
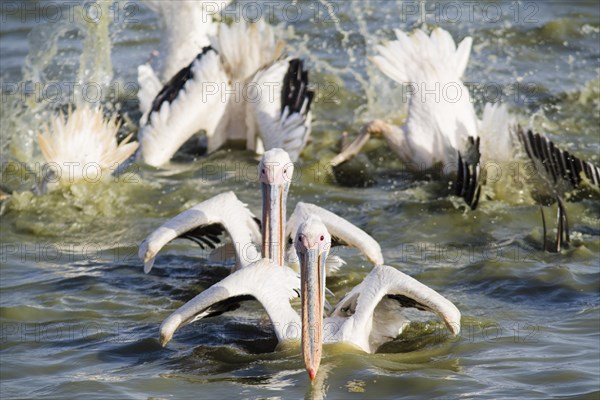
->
[[331, 27, 600, 251], [296, 216, 460, 379], [137, 0, 231, 113], [157, 216, 460, 383], [36, 105, 138, 192], [137, 19, 313, 167], [331, 27, 483, 208], [139, 148, 383, 274]]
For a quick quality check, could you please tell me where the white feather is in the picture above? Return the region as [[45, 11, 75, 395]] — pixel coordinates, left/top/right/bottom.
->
[[138, 49, 230, 167], [247, 59, 312, 161], [285, 202, 384, 268], [137, 64, 163, 119], [372, 27, 478, 170], [479, 102, 516, 164], [138, 19, 304, 167], [145, 0, 229, 81], [37, 106, 138, 184], [157, 260, 460, 353], [138, 191, 261, 273], [159, 258, 301, 346], [326, 265, 461, 352], [212, 18, 283, 83]]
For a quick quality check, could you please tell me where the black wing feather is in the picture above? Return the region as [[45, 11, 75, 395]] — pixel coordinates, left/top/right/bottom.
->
[[180, 223, 227, 250], [455, 136, 482, 210], [202, 295, 255, 319], [149, 46, 215, 115], [281, 59, 314, 116], [387, 294, 431, 312], [516, 125, 600, 190]]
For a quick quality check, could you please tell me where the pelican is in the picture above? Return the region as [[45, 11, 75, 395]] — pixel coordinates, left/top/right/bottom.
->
[[297, 216, 460, 379], [157, 215, 460, 383], [139, 148, 383, 274], [36, 105, 138, 192], [137, 19, 313, 167], [331, 27, 600, 251], [137, 0, 231, 112], [331, 27, 483, 208]]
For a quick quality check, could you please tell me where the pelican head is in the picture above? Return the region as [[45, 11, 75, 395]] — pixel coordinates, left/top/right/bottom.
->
[[295, 216, 331, 381], [259, 148, 294, 265]]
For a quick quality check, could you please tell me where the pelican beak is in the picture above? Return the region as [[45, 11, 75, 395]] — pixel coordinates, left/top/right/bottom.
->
[[330, 120, 389, 167], [298, 234, 328, 381], [261, 180, 288, 265]]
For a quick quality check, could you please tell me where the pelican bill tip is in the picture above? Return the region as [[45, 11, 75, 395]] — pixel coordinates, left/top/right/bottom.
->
[[143, 260, 154, 274], [159, 315, 181, 347], [159, 333, 170, 347]]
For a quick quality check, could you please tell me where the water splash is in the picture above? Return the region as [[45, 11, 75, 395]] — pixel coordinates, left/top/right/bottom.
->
[[22, 1, 113, 108], [2, 2, 115, 172], [286, 0, 409, 126]]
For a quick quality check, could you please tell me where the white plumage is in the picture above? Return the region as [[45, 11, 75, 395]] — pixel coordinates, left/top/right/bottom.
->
[[323, 264, 460, 353], [158, 262, 460, 352], [331, 27, 514, 209], [137, 0, 230, 112], [159, 258, 301, 347], [247, 60, 312, 161], [296, 216, 460, 379], [157, 216, 460, 367], [138, 191, 261, 273], [37, 106, 138, 186], [333, 26, 600, 250], [137, 64, 164, 118], [213, 19, 283, 83], [478, 102, 517, 165], [138, 48, 230, 166], [285, 202, 383, 270], [137, 19, 313, 167], [138, 149, 382, 274], [371, 28, 477, 168]]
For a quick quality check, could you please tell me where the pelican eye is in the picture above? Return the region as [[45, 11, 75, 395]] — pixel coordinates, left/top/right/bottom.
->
[[320, 235, 324, 241], [261, 168, 265, 174]]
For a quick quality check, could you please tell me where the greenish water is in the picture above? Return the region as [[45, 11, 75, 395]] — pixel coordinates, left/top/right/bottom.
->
[[1, 1, 599, 399]]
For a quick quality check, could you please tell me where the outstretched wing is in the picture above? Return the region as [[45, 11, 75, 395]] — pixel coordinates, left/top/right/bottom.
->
[[247, 58, 313, 161], [330, 265, 460, 353], [286, 202, 384, 269], [138, 192, 261, 273], [138, 46, 229, 167], [516, 126, 600, 192], [159, 259, 301, 346]]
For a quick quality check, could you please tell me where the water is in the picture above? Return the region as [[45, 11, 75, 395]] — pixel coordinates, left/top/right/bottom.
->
[[1, 1, 599, 399]]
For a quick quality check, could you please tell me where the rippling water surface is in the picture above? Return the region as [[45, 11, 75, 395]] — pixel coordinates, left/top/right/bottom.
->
[[1, 1, 599, 399]]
